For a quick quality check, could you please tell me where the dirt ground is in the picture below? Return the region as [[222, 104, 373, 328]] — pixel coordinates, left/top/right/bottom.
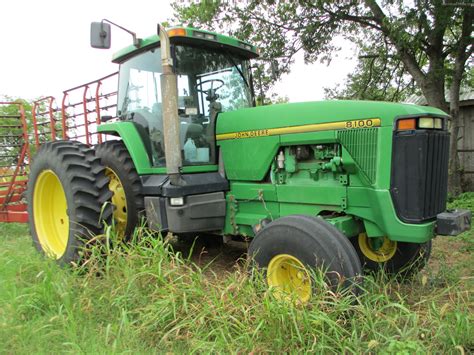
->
[[170, 235, 248, 272], [171, 233, 474, 284]]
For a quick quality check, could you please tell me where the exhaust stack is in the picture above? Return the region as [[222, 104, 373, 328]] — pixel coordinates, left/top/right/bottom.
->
[[158, 24, 183, 186]]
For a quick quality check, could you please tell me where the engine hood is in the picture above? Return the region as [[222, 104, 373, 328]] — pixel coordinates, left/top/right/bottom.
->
[[216, 100, 446, 139]]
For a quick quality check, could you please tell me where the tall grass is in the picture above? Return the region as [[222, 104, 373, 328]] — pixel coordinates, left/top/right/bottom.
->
[[0, 221, 472, 353]]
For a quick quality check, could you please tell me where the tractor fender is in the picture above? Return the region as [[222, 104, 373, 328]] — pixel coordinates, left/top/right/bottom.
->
[[98, 122, 153, 173]]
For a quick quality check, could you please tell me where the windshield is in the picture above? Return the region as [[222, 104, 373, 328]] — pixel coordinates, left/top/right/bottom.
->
[[117, 44, 253, 167], [174, 45, 253, 116]]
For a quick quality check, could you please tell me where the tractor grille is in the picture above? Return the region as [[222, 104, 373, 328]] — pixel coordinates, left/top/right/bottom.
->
[[390, 130, 450, 223], [337, 128, 378, 183]]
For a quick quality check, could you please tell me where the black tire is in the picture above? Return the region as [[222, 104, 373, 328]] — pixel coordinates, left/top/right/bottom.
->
[[27, 140, 113, 265], [351, 236, 432, 278], [95, 141, 144, 239], [248, 215, 363, 301]]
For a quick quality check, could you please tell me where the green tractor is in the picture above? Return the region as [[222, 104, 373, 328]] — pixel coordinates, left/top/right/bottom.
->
[[27, 22, 471, 303]]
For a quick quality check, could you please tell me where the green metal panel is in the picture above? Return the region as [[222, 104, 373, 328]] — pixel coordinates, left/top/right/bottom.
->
[[279, 203, 324, 217], [224, 182, 279, 236], [219, 135, 280, 180], [364, 220, 385, 238], [229, 182, 278, 201], [276, 185, 346, 207], [98, 122, 151, 172], [226, 186, 434, 242], [326, 215, 363, 238], [98, 123, 217, 175], [345, 187, 435, 243], [234, 201, 279, 230]]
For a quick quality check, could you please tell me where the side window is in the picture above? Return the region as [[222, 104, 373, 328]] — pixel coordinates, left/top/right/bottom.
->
[[125, 69, 161, 113], [117, 49, 165, 166]]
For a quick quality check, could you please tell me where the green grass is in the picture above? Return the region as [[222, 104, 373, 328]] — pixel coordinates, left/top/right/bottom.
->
[[0, 201, 473, 353], [448, 192, 474, 252]]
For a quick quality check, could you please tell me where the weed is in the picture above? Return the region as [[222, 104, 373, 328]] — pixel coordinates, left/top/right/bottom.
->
[[0, 193, 472, 353]]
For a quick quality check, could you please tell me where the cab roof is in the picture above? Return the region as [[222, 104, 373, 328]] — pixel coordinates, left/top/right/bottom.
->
[[112, 27, 259, 63]]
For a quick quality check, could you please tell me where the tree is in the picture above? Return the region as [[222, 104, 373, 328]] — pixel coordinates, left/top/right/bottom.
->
[[0, 97, 34, 182], [324, 50, 419, 102], [172, 0, 473, 195], [0, 96, 48, 159]]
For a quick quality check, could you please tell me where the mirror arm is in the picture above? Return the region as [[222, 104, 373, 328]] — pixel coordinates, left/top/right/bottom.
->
[[101, 19, 141, 47]]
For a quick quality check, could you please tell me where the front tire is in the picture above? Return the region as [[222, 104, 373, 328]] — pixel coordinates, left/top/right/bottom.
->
[[27, 141, 113, 265], [96, 141, 144, 239], [248, 215, 362, 303]]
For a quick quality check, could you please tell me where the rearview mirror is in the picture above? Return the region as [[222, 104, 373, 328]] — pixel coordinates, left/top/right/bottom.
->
[[90, 22, 111, 49]]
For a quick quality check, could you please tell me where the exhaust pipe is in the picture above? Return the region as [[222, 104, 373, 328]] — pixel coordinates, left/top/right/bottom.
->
[[158, 24, 183, 186]]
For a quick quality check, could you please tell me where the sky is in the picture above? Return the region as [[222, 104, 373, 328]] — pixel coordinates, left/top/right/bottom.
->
[[0, 0, 357, 103]]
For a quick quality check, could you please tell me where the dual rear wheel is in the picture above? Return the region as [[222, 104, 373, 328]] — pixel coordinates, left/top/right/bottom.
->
[[95, 141, 144, 239], [27, 141, 113, 264], [27, 140, 142, 264]]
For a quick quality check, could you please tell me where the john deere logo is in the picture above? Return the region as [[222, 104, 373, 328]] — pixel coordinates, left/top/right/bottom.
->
[[216, 118, 381, 141]]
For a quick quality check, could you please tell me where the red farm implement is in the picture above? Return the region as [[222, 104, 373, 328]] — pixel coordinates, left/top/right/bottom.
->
[[0, 102, 30, 222], [1, 72, 118, 223], [33, 72, 118, 146]]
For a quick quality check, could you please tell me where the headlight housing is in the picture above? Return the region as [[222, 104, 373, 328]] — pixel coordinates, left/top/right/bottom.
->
[[396, 117, 445, 131]]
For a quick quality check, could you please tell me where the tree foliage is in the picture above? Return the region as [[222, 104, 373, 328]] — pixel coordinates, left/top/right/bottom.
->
[[0, 97, 33, 174], [172, 0, 473, 194], [0, 97, 46, 163]]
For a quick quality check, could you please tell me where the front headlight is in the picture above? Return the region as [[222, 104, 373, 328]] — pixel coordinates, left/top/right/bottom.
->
[[418, 117, 435, 129], [397, 117, 444, 131], [434, 118, 443, 129]]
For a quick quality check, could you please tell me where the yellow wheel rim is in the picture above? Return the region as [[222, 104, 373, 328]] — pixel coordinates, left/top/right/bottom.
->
[[33, 170, 69, 259], [267, 254, 312, 303], [358, 233, 397, 262], [105, 167, 127, 235]]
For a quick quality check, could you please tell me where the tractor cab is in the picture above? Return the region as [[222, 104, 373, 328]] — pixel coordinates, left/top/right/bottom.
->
[[90, 26, 260, 235], [112, 28, 257, 168]]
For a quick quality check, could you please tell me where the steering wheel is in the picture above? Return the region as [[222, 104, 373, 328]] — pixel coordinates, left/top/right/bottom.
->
[[195, 79, 225, 94]]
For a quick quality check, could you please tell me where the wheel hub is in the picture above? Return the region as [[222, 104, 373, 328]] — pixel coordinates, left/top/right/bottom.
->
[[33, 170, 69, 259], [105, 167, 128, 235], [267, 254, 312, 303], [358, 233, 397, 262]]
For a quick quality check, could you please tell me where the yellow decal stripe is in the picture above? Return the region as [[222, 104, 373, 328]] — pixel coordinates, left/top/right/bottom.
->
[[216, 118, 381, 141]]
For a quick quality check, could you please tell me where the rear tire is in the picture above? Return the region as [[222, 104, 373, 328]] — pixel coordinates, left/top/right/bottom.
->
[[351, 233, 432, 278], [27, 141, 113, 265], [248, 215, 362, 303], [96, 141, 144, 239]]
